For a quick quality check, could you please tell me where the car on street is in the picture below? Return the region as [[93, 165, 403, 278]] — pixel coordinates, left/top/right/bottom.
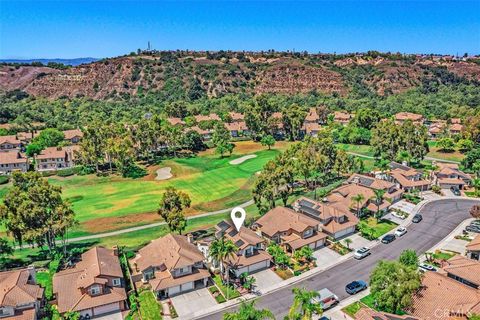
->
[[450, 187, 461, 196], [412, 214, 423, 223], [395, 227, 407, 237], [381, 234, 396, 244], [354, 247, 371, 259], [419, 263, 437, 272], [313, 288, 339, 310], [345, 280, 368, 295], [466, 224, 480, 233]]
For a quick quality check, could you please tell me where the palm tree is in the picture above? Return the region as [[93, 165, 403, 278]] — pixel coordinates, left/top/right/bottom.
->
[[351, 194, 365, 217], [344, 238, 352, 249], [287, 288, 322, 320], [209, 236, 239, 299], [223, 300, 275, 320], [372, 189, 386, 219]]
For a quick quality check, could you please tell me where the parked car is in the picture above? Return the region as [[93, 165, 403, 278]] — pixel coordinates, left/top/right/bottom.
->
[[412, 214, 423, 223], [381, 234, 396, 244], [419, 263, 437, 272], [450, 186, 461, 196], [466, 224, 480, 233], [391, 210, 408, 220], [470, 220, 480, 227], [318, 317, 331, 320], [313, 288, 339, 310], [345, 280, 368, 295], [395, 227, 407, 237], [354, 247, 371, 260]]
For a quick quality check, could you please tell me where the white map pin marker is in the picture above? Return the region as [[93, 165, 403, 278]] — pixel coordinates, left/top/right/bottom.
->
[[231, 207, 246, 232]]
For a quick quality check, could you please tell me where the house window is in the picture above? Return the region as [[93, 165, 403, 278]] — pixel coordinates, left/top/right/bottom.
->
[[303, 228, 313, 238], [90, 286, 100, 295], [112, 278, 121, 286]]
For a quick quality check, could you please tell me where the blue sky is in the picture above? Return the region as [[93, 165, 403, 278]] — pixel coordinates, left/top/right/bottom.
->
[[1, 1, 479, 59]]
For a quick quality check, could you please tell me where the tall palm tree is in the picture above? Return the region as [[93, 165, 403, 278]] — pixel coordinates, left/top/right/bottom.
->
[[351, 194, 365, 217], [287, 288, 322, 320], [209, 237, 239, 300], [372, 189, 386, 219], [223, 301, 275, 320]]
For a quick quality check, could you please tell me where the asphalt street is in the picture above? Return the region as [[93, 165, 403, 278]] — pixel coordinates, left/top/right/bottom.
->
[[196, 198, 479, 320]]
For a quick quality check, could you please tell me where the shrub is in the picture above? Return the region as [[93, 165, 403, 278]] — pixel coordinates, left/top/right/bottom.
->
[[74, 165, 95, 176], [56, 168, 75, 177], [0, 175, 9, 185], [122, 164, 147, 179], [40, 171, 56, 177]]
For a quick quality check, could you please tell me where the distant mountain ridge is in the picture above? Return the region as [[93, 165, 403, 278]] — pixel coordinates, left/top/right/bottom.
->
[[0, 57, 99, 66]]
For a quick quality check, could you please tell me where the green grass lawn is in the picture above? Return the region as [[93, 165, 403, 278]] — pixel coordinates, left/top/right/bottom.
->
[[432, 250, 457, 260], [337, 143, 375, 157], [213, 274, 241, 300], [138, 290, 162, 320], [358, 217, 398, 240], [342, 301, 363, 317]]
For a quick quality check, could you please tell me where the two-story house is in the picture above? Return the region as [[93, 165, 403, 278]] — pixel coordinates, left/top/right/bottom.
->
[[0, 267, 44, 320], [0, 152, 29, 175], [226, 112, 249, 137], [62, 129, 83, 144], [209, 220, 272, 278], [35, 146, 78, 172], [332, 111, 352, 125], [53, 247, 127, 318], [440, 255, 480, 289], [252, 206, 327, 254], [130, 234, 210, 299], [347, 173, 403, 203], [0, 136, 22, 152], [293, 197, 359, 239], [434, 162, 472, 190], [299, 108, 321, 137], [326, 184, 391, 216], [386, 162, 430, 192]]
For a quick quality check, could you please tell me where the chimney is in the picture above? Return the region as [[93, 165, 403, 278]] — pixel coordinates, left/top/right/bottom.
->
[[187, 233, 193, 243], [112, 245, 119, 256], [27, 265, 36, 283]]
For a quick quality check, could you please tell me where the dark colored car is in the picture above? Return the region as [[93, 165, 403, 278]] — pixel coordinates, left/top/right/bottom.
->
[[450, 187, 461, 196], [345, 280, 368, 295], [381, 234, 396, 244], [412, 214, 423, 223], [466, 225, 480, 233]]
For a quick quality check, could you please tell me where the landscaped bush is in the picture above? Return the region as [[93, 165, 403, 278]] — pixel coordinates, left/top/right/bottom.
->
[[56, 168, 75, 177], [0, 175, 9, 184], [40, 170, 56, 177], [74, 165, 95, 175], [123, 163, 147, 179]]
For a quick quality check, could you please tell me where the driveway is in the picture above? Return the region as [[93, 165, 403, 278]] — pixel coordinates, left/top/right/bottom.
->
[[252, 269, 282, 292], [171, 288, 217, 318], [341, 233, 371, 250], [389, 200, 416, 215], [313, 247, 343, 269]]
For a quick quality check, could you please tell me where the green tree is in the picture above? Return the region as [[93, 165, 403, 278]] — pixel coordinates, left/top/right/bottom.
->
[[261, 135, 276, 150], [223, 300, 275, 320], [25, 142, 44, 157], [457, 139, 474, 152], [399, 249, 419, 269], [0, 238, 13, 267], [32, 128, 65, 148], [287, 288, 322, 320], [343, 238, 352, 249], [282, 103, 307, 141], [209, 236, 238, 280], [437, 137, 456, 152], [212, 123, 234, 157], [293, 246, 314, 262], [0, 172, 77, 254], [369, 260, 422, 314], [372, 189, 386, 219], [157, 187, 191, 234], [351, 194, 365, 217], [267, 243, 291, 269]]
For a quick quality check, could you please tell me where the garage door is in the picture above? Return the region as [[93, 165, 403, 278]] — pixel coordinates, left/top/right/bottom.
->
[[248, 260, 269, 273], [94, 302, 120, 315]]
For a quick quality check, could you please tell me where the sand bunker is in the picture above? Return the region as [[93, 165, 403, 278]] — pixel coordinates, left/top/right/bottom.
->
[[155, 167, 173, 180], [229, 154, 257, 165]]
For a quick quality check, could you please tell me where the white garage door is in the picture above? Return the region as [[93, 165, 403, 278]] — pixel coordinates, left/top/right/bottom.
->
[[248, 260, 269, 273], [180, 282, 194, 292], [168, 285, 181, 296], [94, 302, 120, 315]]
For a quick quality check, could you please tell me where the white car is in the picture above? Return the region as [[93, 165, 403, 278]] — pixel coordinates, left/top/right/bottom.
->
[[395, 227, 407, 237], [354, 247, 371, 260], [313, 288, 339, 310]]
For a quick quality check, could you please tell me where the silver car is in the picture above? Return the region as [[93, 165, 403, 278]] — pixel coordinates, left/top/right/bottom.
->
[[354, 247, 371, 259]]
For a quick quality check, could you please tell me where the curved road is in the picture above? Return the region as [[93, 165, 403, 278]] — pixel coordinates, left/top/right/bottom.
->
[[196, 198, 479, 320]]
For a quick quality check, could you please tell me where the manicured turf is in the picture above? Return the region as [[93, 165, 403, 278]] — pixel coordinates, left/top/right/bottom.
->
[[138, 290, 162, 320], [358, 217, 398, 239], [342, 301, 363, 317], [337, 143, 375, 157], [0, 142, 281, 237]]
